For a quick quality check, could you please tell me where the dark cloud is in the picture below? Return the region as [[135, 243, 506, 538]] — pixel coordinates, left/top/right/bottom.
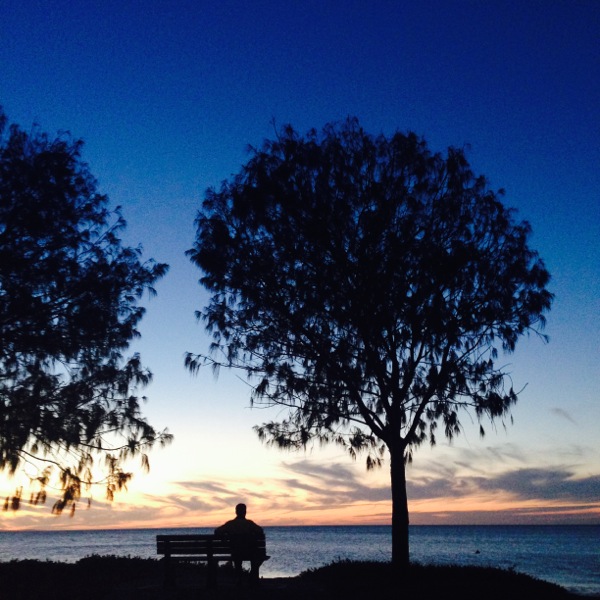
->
[[282, 461, 358, 485], [278, 459, 600, 509], [169, 480, 276, 512], [475, 468, 600, 502], [408, 465, 600, 505], [155, 495, 217, 512], [551, 408, 578, 425], [280, 460, 391, 504], [408, 475, 474, 500], [173, 480, 233, 495]]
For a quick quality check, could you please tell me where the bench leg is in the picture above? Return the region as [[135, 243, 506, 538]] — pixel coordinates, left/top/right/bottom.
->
[[207, 558, 218, 589], [250, 560, 262, 586], [163, 556, 175, 588]]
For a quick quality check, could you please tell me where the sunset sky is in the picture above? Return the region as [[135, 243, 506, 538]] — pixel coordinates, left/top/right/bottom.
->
[[1, 0, 598, 530]]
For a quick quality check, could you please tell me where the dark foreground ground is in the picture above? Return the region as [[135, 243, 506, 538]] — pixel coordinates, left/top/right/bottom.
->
[[0, 556, 595, 600]]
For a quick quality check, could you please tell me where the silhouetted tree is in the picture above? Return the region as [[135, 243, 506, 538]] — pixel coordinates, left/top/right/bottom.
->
[[0, 108, 172, 514], [187, 118, 552, 568]]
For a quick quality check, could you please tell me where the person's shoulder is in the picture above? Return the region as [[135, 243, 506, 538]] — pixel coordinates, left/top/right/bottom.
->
[[216, 519, 235, 531]]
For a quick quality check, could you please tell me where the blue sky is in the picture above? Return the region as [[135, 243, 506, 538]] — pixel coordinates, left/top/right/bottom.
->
[[1, 0, 598, 529]]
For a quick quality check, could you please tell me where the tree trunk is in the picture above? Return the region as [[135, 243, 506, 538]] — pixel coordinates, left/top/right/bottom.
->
[[390, 445, 409, 570]]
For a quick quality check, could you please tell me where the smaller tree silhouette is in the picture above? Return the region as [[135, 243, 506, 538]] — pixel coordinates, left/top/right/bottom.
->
[[0, 109, 172, 514], [187, 118, 552, 567]]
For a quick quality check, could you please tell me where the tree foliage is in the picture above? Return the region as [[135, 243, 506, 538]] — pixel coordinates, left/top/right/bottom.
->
[[0, 109, 172, 514], [187, 118, 552, 565]]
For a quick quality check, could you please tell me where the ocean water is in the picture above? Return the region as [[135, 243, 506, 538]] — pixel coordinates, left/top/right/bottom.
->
[[0, 525, 598, 597]]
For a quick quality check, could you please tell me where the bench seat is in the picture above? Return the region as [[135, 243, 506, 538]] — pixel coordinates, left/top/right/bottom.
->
[[156, 533, 268, 588]]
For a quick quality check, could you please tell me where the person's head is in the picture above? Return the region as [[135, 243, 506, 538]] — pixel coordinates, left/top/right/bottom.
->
[[235, 503, 247, 518]]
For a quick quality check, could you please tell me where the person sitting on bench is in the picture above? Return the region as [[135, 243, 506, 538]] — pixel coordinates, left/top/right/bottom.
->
[[215, 503, 268, 583]]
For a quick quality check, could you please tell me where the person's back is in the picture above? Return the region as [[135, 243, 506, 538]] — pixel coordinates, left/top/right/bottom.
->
[[215, 512, 263, 537]]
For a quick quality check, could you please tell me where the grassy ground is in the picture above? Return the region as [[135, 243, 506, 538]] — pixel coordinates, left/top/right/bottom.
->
[[0, 555, 592, 600]]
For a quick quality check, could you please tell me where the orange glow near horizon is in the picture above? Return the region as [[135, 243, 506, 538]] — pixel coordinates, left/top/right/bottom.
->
[[2, 439, 599, 531], [2, 480, 599, 531]]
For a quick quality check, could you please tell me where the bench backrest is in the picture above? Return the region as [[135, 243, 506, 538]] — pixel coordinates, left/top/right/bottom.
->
[[156, 534, 266, 559]]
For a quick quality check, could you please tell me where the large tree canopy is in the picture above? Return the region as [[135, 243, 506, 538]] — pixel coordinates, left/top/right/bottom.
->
[[0, 109, 172, 514], [187, 118, 552, 567]]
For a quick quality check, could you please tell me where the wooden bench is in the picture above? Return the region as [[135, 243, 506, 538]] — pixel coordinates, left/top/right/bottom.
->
[[156, 533, 269, 588]]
